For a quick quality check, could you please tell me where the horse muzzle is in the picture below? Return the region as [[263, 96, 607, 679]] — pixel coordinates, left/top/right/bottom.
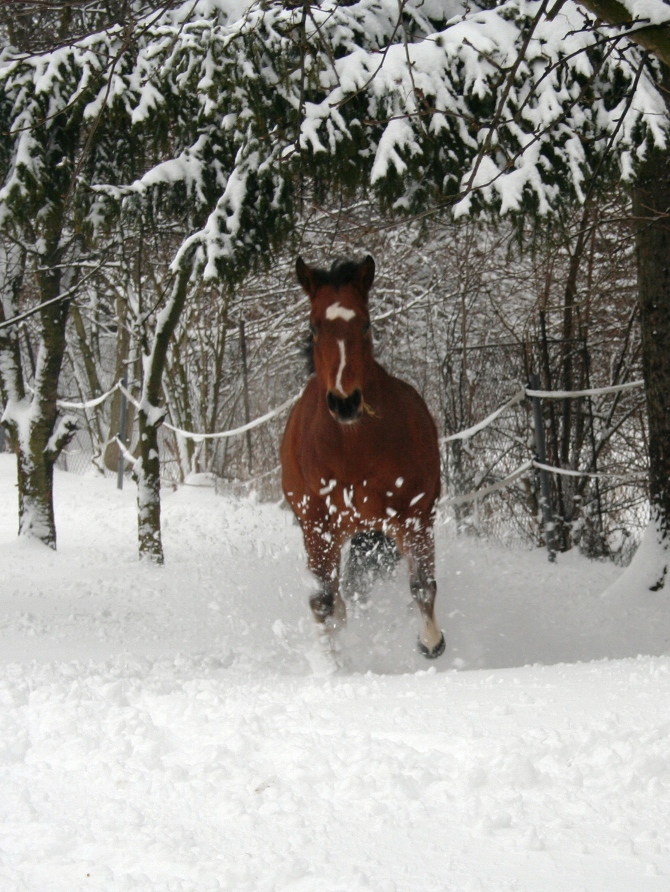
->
[[327, 388, 363, 424]]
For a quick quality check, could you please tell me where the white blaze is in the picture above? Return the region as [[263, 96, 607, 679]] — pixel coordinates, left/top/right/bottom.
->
[[326, 302, 356, 322], [335, 339, 347, 395]]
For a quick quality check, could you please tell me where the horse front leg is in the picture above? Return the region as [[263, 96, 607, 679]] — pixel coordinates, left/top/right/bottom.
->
[[401, 525, 445, 659], [303, 518, 347, 632]]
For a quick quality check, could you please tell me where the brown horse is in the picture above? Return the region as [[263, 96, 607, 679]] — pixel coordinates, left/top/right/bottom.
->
[[281, 255, 445, 659]]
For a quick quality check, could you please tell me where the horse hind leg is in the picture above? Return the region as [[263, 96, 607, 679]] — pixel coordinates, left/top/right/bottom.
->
[[404, 529, 445, 659], [342, 531, 400, 603]]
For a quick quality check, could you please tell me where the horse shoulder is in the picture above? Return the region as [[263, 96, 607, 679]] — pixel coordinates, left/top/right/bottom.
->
[[378, 369, 438, 438], [370, 369, 440, 495], [281, 378, 331, 487]]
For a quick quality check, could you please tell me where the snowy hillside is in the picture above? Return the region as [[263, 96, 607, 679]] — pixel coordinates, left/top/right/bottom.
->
[[1, 453, 669, 891]]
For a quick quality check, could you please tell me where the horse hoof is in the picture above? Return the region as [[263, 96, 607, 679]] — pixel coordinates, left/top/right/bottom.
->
[[418, 631, 445, 659]]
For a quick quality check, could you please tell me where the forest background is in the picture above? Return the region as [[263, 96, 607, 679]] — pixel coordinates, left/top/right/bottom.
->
[[0, 0, 668, 574]]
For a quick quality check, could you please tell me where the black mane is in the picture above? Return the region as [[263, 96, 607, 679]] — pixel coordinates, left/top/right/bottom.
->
[[302, 330, 315, 376], [310, 259, 364, 289]]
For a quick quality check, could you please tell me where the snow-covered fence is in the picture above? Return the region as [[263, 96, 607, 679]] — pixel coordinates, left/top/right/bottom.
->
[[51, 380, 298, 488]]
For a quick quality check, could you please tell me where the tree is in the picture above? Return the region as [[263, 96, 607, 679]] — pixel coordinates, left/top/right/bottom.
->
[[549, 0, 670, 580], [3, 0, 668, 573], [0, 2, 150, 546], [0, 1, 206, 558]]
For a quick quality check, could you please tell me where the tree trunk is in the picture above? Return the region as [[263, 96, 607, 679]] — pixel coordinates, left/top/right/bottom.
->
[[556, 203, 593, 551], [0, 234, 78, 548], [632, 67, 670, 586], [2, 307, 75, 547], [0, 244, 26, 453], [135, 256, 194, 564], [21, 287, 76, 546], [16, 440, 57, 545], [136, 405, 164, 562], [104, 290, 135, 472]]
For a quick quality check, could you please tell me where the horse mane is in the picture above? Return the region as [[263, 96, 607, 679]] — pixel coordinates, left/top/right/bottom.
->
[[302, 329, 315, 375], [309, 258, 364, 289]]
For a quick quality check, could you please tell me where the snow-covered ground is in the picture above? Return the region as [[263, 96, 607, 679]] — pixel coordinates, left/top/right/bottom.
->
[[1, 452, 669, 891]]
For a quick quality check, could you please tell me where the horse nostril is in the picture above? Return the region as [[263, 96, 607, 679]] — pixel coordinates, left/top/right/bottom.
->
[[327, 389, 363, 422]]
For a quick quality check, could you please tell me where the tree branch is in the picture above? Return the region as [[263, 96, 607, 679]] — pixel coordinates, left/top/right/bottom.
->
[[577, 0, 670, 68]]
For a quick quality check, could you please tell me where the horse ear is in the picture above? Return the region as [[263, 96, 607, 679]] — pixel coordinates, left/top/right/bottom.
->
[[357, 255, 375, 295], [296, 257, 315, 297]]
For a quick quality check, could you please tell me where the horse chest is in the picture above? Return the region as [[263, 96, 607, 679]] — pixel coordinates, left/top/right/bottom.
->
[[304, 426, 396, 489]]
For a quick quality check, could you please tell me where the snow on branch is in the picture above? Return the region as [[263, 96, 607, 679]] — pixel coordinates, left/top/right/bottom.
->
[[1, 0, 667, 277], [123, 0, 667, 269]]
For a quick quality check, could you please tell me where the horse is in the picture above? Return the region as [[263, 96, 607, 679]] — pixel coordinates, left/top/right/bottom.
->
[[280, 255, 445, 659]]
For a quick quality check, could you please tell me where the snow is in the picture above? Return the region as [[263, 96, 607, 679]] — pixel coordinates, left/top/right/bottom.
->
[[620, 0, 670, 26], [1, 453, 670, 890]]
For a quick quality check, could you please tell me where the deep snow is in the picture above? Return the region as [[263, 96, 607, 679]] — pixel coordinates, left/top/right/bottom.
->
[[1, 452, 670, 891]]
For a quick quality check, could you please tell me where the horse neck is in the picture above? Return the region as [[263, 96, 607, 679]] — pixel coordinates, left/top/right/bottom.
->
[[364, 358, 391, 397]]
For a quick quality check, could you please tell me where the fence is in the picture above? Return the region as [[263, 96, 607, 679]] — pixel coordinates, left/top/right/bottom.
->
[[1, 356, 649, 565], [437, 336, 648, 564]]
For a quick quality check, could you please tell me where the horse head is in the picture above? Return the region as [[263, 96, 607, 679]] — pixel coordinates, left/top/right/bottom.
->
[[296, 255, 375, 424]]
